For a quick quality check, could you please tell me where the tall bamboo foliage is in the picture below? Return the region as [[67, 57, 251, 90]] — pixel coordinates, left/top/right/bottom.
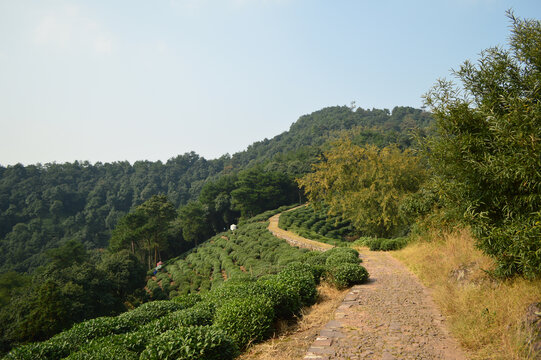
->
[[423, 12, 541, 277]]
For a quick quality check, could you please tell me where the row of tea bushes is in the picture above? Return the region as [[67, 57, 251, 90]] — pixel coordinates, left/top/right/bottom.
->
[[5, 255, 368, 360], [353, 237, 408, 251], [155, 221, 310, 299], [278, 205, 354, 246]]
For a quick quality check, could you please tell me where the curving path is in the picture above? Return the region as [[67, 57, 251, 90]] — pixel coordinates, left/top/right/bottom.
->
[[269, 211, 468, 360], [267, 212, 334, 252]]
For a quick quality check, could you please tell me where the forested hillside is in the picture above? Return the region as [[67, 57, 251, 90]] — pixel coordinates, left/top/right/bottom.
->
[[0, 153, 227, 272], [232, 105, 432, 169], [0, 106, 432, 273]]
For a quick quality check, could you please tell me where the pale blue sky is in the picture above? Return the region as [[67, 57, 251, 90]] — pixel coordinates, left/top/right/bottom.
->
[[1, 0, 540, 166]]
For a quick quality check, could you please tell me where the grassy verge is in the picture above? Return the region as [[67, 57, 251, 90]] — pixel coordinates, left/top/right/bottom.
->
[[392, 229, 541, 360]]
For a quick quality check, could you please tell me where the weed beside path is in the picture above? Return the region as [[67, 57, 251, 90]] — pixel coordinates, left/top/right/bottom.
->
[[393, 231, 541, 359]]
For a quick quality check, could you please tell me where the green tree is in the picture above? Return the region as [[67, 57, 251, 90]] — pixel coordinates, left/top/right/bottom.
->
[[0, 240, 138, 350], [109, 195, 176, 269], [178, 201, 211, 247], [109, 211, 146, 255], [231, 167, 297, 218], [98, 250, 146, 301], [45, 238, 87, 269], [199, 174, 239, 232], [0, 271, 30, 307], [298, 139, 426, 237], [423, 12, 541, 277], [137, 195, 177, 269]]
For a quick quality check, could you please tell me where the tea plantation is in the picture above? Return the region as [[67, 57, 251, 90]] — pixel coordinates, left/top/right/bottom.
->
[[278, 204, 354, 246], [279, 205, 408, 251], [3, 209, 369, 360]]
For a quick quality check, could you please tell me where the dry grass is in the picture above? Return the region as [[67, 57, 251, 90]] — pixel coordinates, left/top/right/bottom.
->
[[238, 283, 348, 360], [392, 229, 541, 360]]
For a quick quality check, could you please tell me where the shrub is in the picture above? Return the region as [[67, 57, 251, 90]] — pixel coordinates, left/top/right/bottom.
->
[[296, 255, 328, 284], [257, 276, 302, 317], [301, 251, 326, 266], [6, 300, 187, 359], [105, 327, 155, 353], [5, 316, 133, 360], [214, 295, 274, 349], [325, 251, 360, 268], [172, 293, 202, 308], [282, 261, 320, 281], [277, 263, 317, 306], [365, 237, 408, 251], [63, 343, 137, 360], [62, 315, 140, 344], [323, 247, 359, 259], [327, 263, 369, 289], [3, 339, 71, 360], [140, 326, 238, 360], [116, 300, 184, 329], [352, 237, 373, 246], [381, 238, 408, 251], [140, 302, 215, 333], [204, 281, 260, 306]]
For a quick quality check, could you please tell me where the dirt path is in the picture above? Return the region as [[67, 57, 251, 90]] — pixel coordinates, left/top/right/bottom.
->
[[304, 248, 467, 360], [267, 210, 467, 360], [268, 213, 334, 252]]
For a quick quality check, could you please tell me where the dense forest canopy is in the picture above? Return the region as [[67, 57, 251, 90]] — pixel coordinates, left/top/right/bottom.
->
[[0, 105, 432, 354], [0, 105, 432, 274], [0, 153, 228, 273]]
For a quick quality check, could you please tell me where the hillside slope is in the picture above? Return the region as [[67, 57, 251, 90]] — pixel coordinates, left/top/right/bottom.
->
[[0, 105, 431, 273]]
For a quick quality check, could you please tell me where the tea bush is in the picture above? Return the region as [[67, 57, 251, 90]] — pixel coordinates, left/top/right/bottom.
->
[[364, 237, 408, 251], [139, 326, 238, 360], [115, 300, 184, 329], [276, 263, 317, 306], [325, 251, 360, 268], [323, 247, 359, 259], [214, 295, 274, 349], [204, 281, 260, 306], [172, 293, 202, 308], [104, 327, 155, 353], [328, 263, 369, 289], [52, 316, 125, 347], [140, 303, 214, 333], [257, 276, 302, 317], [4, 206, 374, 359], [3, 339, 71, 360], [63, 342, 137, 360], [278, 204, 354, 245]]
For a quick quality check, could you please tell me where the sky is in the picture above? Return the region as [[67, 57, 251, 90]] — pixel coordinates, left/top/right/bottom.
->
[[1, 0, 540, 166]]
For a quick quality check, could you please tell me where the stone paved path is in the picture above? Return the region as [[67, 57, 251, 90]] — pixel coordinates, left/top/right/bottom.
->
[[304, 249, 468, 360]]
